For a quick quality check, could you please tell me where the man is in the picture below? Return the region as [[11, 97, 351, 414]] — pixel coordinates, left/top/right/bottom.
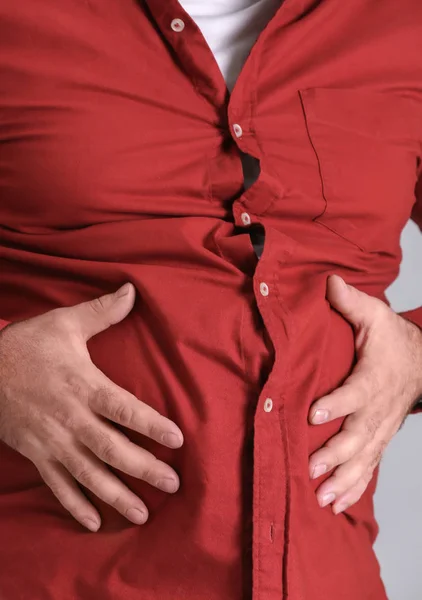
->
[[0, 1, 421, 599]]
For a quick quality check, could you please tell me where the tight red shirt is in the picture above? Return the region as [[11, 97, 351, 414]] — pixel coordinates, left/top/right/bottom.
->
[[0, 1, 421, 599]]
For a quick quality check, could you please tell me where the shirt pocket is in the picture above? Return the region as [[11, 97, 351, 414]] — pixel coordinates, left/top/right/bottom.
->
[[299, 88, 422, 253]]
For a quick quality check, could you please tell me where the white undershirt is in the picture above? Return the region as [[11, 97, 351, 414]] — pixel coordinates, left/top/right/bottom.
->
[[179, 0, 281, 190], [178, 0, 280, 93]]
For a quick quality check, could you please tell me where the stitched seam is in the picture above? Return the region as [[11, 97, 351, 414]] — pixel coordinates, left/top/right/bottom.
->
[[298, 91, 327, 220], [239, 294, 247, 374], [256, 421, 261, 600], [313, 218, 368, 253], [274, 262, 297, 341], [279, 404, 292, 600], [249, 44, 260, 147]]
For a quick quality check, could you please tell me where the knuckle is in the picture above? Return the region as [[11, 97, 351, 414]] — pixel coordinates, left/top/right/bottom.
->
[[112, 402, 135, 427], [91, 384, 114, 414], [74, 467, 95, 487], [46, 477, 67, 501], [369, 371, 383, 396], [353, 460, 368, 484], [51, 406, 77, 431], [373, 302, 388, 323], [326, 438, 348, 464], [77, 422, 118, 464], [329, 450, 341, 466], [368, 440, 387, 470], [109, 491, 126, 510], [101, 442, 118, 466], [59, 451, 77, 471], [62, 371, 90, 402], [51, 308, 75, 332], [89, 297, 107, 316], [357, 381, 372, 405], [91, 385, 135, 428], [140, 459, 158, 484], [61, 453, 92, 485], [76, 421, 95, 443], [364, 414, 381, 439], [145, 420, 161, 441]]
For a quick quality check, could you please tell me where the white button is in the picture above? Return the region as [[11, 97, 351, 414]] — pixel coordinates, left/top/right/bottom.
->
[[171, 18, 185, 32], [264, 398, 273, 413], [260, 282, 269, 296], [233, 123, 243, 138], [240, 212, 251, 226]]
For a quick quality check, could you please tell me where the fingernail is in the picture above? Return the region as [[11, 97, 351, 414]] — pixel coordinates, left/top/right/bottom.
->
[[320, 492, 336, 507], [126, 508, 148, 524], [312, 409, 329, 424], [333, 501, 348, 515], [156, 478, 179, 493], [116, 283, 132, 298], [162, 432, 183, 448], [312, 464, 328, 479], [82, 517, 100, 532]]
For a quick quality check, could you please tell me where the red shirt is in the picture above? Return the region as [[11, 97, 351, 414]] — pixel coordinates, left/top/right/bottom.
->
[[1, 1, 422, 599]]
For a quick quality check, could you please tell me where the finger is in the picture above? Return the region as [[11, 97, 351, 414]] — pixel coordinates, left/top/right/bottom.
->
[[326, 275, 387, 330], [309, 372, 368, 425], [90, 373, 184, 449], [59, 447, 149, 524], [315, 441, 384, 508], [309, 427, 365, 479], [65, 283, 136, 341], [77, 419, 180, 493], [332, 475, 370, 515], [37, 458, 101, 532]]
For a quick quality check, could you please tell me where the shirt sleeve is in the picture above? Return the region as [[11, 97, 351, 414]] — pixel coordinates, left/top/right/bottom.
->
[[399, 170, 422, 413], [398, 171, 422, 328], [0, 320, 10, 331]]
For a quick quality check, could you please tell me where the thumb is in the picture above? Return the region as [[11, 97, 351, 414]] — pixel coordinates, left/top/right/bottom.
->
[[326, 274, 381, 329], [69, 282, 136, 341]]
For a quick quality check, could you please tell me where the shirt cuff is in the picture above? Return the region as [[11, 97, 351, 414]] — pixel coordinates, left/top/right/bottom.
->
[[399, 307, 422, 414]]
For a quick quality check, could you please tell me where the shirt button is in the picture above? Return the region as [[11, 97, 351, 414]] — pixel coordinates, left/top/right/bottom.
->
[[233, 123, 243, 138], [259, 282, 269, 296], [171, 18, 185, 32], [264, 398, 273, 412], [240, 212, 251, 226]]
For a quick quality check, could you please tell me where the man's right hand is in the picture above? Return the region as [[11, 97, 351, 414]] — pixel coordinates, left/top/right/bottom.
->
[[0, 283, 184, 532]]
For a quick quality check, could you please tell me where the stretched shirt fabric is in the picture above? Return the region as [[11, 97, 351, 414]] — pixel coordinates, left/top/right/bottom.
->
[[0, 2, 422, 599], [178, 0, 281, 194]]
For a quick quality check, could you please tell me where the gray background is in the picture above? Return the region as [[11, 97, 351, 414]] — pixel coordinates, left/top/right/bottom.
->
[[374, 220, 422, 600]]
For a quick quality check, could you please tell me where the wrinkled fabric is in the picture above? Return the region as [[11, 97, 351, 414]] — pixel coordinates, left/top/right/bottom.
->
[[0, 1, 422, 599]]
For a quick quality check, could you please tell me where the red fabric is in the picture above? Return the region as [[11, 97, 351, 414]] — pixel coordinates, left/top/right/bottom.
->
[[0, 1, 422, 599], [400, 306, 422, 414], [401, 308, 422, 332]]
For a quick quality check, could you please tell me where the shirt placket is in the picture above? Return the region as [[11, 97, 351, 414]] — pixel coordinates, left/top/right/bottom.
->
[[224, 52, 293, 598], [142, 2, 291, 598]]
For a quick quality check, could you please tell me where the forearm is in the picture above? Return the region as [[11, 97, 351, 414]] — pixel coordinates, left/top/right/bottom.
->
[[399, 308, 422, 413]]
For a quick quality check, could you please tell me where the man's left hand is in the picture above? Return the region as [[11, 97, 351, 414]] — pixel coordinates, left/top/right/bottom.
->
[[308, 274, 422, 514]]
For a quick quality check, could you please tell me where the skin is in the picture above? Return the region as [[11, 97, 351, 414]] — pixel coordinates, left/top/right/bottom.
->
[[0, 276, 421, 530], [0, 283, 184, 532], [308, 275, 422, 515]]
